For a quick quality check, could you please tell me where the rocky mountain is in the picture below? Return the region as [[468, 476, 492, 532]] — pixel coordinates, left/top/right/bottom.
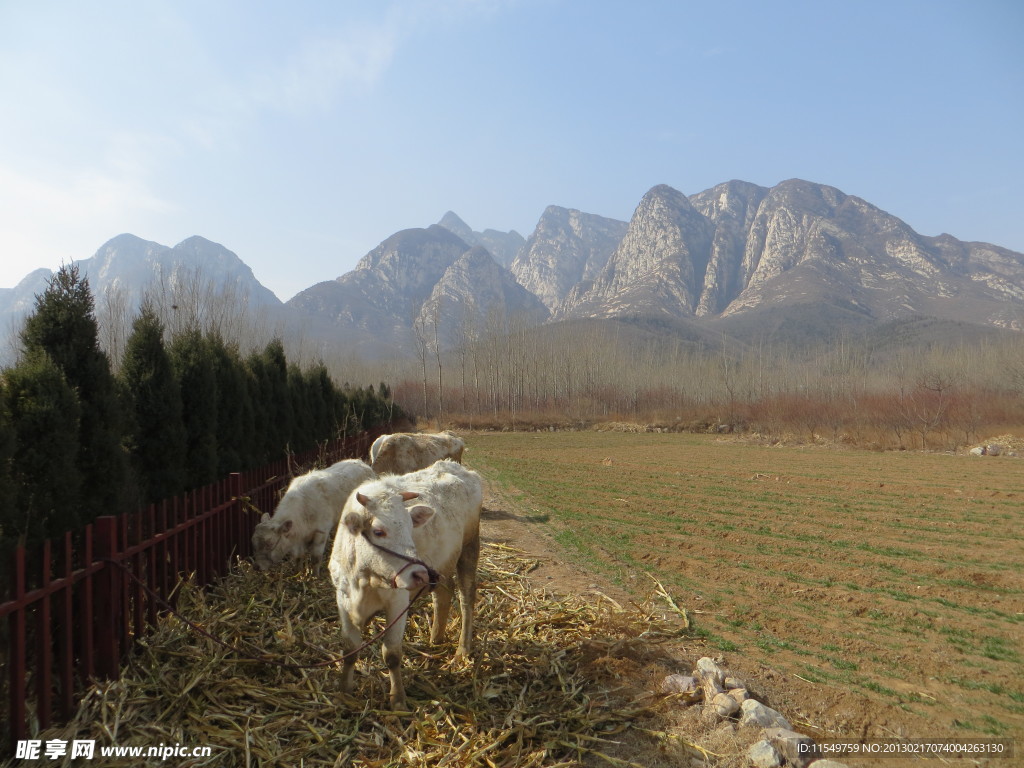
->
[[561, 180, 1024, 332], [510, 206, 627, 314], [0, 234, 283, 364], [418, 246, 549, 345], [90, 233, 282, 307], [437, 212, 525, 269], [561, 186, 715, 318], [296, 177, 1024, 357], [286, 225, 543, 356]]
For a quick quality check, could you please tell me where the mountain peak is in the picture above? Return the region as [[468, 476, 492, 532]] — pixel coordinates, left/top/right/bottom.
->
[[438, 211, 473, 237], [175, 235, 226, 250], [435, 214, 525, 270]]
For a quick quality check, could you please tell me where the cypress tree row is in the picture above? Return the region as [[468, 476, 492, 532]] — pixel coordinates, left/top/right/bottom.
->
[[0, 273, 400, 549]]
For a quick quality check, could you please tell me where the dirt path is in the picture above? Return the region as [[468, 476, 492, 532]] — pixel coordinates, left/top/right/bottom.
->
[[481, 485, 635, 605]]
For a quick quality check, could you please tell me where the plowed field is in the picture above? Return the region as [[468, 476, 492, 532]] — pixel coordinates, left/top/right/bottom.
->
[[465, 430, 1024, 750]]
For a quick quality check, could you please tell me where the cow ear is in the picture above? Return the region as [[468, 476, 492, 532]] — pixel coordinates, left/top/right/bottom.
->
[[343, 510, 367, 535], [409, 505, 435, 527], [280, 519, 293, 535], [401, 491, 419, 501], [260, 512, 270, 523], [356, 492, 370, 507]]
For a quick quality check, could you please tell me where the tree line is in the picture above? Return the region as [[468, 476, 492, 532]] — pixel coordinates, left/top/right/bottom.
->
[[0, 265, 399, 550], [390, 308, 1024, 451]]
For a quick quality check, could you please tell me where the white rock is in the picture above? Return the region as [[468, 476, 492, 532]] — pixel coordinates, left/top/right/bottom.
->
[[747, 739, 782, 768], [739, 699, 792, 729], [711, 691, 740, 718], [727, 687, 750, 703], [762, 726, 815, 764], [661, 674, 699, 698]]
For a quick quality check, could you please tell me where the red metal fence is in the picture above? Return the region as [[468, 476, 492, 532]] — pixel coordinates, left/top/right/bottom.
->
[[1, 428, 384, 752]]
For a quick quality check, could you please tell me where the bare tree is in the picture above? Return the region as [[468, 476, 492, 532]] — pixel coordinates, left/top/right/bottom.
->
[[411, 313, 431, 419], [431, 301, 444, 422]]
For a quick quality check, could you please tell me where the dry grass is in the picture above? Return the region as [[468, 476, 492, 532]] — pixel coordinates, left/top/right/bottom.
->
[[26, 544, 701, 768]]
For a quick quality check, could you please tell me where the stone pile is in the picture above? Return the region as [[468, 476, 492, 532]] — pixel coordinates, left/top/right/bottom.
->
[[967, 434, 1024, 457], [661, 657, 849, 768]]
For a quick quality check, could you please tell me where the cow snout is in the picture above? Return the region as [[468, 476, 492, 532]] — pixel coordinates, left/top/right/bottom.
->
[[396, 564, 431, 590]]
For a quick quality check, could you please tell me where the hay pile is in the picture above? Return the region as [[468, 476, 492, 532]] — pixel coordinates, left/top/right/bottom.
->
[[37, 543, 695, 767]]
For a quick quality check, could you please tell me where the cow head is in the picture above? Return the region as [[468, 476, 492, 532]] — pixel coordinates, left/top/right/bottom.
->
[[343, 490, 435, 590], [251, 511, 303, 570]]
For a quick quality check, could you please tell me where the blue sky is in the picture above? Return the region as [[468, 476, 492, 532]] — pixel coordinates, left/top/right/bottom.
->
[[1, 0, 1021, 302]]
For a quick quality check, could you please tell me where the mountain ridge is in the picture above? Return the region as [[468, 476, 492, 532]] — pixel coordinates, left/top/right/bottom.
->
[[2, 178, 1022, 364]]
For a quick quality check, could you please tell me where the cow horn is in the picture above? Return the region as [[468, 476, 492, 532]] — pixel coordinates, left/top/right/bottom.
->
[[400, 491, 419, 501], [356, 492, 369, 507]]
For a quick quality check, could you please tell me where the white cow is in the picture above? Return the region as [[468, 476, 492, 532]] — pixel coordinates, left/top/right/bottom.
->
[[252, 459, 376, 570], [328, 460, 482, 709], [370, 431, 465, 475]]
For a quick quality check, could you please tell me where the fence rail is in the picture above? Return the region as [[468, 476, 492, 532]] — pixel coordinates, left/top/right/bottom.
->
[[1, 427, 384, 751]]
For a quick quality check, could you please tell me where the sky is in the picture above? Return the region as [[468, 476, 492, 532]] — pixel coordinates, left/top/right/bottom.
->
[[1, 0, 1022, 302]]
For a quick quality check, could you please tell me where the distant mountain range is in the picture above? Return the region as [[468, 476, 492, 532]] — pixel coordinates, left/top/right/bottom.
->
[[2, 178, 1022, 362]]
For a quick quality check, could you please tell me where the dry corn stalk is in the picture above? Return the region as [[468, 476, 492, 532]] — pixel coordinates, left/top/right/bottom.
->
[[30, 543, 690, 768]]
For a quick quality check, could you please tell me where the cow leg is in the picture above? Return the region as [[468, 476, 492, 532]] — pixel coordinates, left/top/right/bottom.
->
[[454, 533, 480, 658], [336, 608, 362, 694], [429, 580, 453, 646], [382, 595, 411, 710], [308, 530, 328, 561]]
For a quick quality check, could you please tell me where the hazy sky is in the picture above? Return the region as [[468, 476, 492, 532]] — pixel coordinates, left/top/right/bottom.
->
[[2, 0, 1022, 301]]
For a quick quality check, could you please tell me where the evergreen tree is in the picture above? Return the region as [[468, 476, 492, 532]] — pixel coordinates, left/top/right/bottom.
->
[[169, 327, 218, 489], [245, 351, 274, 464], [240, 359, 265, 468], [120, 305, 187, 503], [288, 363, 314, 453], [208, 334, 255, 475], [335, 387, 357, 435], [253, 339, 293, 459], [307, 363, 334, 441], [3, 350, 82, 543], [20, 264, 131, 524]]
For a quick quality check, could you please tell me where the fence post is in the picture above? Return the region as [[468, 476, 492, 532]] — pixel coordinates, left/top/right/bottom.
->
[[36, 539, 53, 731], [8, 545, 27, 747], [80, 525, 95, 680], [229, 473, 243, 562], [94, 516, 120, 679], [59, 532, 74, 720]]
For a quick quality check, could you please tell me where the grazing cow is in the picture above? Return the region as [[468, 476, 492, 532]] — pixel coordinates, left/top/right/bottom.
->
[[328, 460, 482, 709], [252, 459, 376, 570], [370, 431, 465, 475]]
